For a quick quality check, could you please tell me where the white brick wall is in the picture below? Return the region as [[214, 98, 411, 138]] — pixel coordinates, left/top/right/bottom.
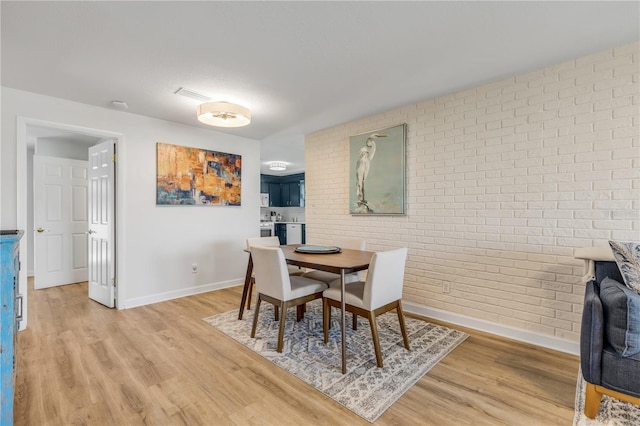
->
[[305, 42, 640, 345]]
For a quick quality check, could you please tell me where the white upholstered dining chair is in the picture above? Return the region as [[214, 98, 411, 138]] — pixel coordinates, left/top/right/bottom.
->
[[322, 247, 410, 367], [250, 245, 328, 352], [246, 236, 303, 314]]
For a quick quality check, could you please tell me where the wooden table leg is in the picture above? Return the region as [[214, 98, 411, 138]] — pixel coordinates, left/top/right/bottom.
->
[[340, 269, 346, 374], [238, 255, 253, 320]]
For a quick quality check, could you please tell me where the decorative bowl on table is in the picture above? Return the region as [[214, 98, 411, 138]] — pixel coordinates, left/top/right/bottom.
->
[[294, 245, 341, 254]]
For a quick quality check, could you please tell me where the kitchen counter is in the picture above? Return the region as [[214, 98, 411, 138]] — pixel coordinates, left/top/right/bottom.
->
[[261, 221, 305, 224]]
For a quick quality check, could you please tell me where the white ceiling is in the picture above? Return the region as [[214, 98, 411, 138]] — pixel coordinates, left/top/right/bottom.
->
[[2, 1, 638, 175]]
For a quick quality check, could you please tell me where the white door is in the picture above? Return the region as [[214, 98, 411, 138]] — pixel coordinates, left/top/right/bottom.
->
[[88, 140, 116, 308], [33, 156, 89, 289]]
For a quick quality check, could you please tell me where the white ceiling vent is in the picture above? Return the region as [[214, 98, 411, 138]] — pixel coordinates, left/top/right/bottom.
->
[[175, 87, 212, 102]]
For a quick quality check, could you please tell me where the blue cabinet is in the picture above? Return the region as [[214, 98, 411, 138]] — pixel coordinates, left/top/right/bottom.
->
[[1, 230, 23, 425], [281, 181, 301, 207], [275, 223, 287, 245], [280, 174, 304, 207], [260, 173, 304, 207], [260, 175, 282, 207], [267, 182, 281, 207]]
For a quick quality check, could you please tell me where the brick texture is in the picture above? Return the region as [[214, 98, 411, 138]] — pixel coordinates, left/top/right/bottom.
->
[[305, 42, 640, 344]]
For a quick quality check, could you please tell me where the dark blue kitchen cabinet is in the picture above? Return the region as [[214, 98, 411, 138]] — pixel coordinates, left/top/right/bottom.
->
[[268, 182, 281, 207], [275, 223, 287, 245], [1, 230, 24, 425], [260, 175, 283, 207], [281, 181, 301, 207], [280, 182, 291, 206], [260, 173, 304, 207], [281, 173, 304, 207]]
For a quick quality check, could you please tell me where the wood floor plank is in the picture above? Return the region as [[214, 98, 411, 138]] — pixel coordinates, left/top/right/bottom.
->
[[14, 278, 579, 425]]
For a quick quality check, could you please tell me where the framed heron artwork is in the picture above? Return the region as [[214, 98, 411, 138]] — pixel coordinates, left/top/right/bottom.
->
[[156, 142, 242, 206], [349, 123, 406, 215]]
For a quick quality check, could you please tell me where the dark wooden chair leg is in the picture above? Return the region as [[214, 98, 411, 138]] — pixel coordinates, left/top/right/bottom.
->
[[274, 305, 279, 321], [352, 313, 358, 330], [250, 296, 262, 338], [397, 301, 410, 350], [238, 255, 253, 320], [296, 304, 304, 322], [368, 311, 383, 367], [276, 301, 287, 353], [247, 278, 254, 310]]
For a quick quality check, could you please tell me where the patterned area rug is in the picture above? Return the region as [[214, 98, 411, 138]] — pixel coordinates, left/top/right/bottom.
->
[[203, 300, 467, 423], [573, 371, 640, 426]]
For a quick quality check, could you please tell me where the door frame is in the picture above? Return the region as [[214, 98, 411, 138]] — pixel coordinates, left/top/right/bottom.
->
[[16, 117, 126, 328]]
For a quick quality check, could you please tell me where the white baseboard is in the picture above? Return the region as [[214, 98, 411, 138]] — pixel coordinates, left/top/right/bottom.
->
[[121, 285, 579, 356], [402, 301, 579, 356], [122, 278, 242, 309]]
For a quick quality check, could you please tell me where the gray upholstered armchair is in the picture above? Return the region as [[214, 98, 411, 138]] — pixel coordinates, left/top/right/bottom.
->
[[577, 248, 640, 418]]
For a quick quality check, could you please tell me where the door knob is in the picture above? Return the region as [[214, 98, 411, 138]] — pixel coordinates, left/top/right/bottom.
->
[[36, 227, 45, 233], [86, 229, 96, 234]]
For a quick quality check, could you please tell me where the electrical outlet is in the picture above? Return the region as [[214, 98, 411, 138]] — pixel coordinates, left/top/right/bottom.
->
[[442, 281, 450, 294], [192, 263, 198, 274]]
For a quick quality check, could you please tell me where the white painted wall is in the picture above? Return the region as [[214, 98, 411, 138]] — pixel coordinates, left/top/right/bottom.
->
[[1, 88, 260, 309], [305, 42, 640, 354], [36, 137, 91, 160]]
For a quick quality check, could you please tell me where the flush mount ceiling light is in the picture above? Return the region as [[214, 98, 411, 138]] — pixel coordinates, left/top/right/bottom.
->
[[269, 161, 287, 171], [196, 101, 251, 128]]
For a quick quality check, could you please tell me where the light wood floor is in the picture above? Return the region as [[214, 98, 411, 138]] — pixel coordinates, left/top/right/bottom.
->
[[15, 278, 579, 425]]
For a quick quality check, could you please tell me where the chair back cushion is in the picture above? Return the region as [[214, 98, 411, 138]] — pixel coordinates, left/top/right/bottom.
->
[[247, 236, 280, 250], [336, 237, 366, 250], [363, 247, 408, 310], [251, 246, 289, 300], [600, 277, 640, 357]]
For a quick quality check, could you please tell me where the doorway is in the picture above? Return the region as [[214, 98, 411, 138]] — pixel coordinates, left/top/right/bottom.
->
[[17, 118, 124, 328]]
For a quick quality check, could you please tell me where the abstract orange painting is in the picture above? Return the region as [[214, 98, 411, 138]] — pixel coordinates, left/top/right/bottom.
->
[[156, 142, 241, 205]]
